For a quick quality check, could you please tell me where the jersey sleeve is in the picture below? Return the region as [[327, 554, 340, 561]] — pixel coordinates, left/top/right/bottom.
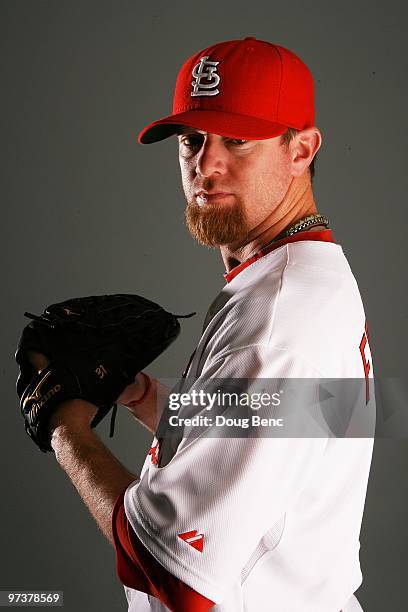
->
[[122, 345, 329, 605], [112, 488, 216, 611]]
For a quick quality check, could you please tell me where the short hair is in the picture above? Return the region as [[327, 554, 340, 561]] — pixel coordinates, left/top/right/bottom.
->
[[280, 127, 317, 182]]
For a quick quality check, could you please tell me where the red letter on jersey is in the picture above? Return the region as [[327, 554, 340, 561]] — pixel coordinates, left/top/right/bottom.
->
[[359, 320, 372, 404]]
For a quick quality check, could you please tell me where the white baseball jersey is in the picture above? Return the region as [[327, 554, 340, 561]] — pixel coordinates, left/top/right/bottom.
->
[[118, 230, 375, 611]]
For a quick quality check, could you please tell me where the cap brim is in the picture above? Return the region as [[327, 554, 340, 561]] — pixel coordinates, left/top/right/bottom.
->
[[138, 110, 289, 144]]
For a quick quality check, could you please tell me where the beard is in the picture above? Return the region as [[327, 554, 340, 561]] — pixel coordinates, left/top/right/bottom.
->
[[185, 196, 250, 247]]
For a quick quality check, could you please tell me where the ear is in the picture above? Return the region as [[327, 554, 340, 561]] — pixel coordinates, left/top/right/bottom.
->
[[289, 127, 322, 177]]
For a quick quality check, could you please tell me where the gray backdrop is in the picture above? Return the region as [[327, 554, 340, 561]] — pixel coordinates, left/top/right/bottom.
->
[[1, 1, 407, 610]]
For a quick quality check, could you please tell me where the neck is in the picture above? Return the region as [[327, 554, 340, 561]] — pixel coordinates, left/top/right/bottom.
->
[[220, 173, 319, 273]]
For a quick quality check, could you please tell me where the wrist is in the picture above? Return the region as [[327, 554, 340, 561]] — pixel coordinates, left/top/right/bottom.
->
[[48, 399, 97, 435]]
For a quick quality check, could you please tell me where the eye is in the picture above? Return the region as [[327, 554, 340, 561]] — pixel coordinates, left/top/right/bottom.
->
[[179, 134, 204, 148], [228, 138, 249, 146]]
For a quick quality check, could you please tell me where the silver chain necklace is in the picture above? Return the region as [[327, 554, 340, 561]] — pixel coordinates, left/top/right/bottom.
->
[[272, 213, 329, 243], [245, 213, 330, 261]]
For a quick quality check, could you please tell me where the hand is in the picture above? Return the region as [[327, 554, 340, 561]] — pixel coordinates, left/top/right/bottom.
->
[[117, 372, 149, 407]]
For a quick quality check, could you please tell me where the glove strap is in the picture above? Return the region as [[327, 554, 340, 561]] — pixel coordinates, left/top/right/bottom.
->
[[109, 404, 118, 438]]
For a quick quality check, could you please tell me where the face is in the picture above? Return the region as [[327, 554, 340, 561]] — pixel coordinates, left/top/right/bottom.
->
[[178, 128, 293, 247]]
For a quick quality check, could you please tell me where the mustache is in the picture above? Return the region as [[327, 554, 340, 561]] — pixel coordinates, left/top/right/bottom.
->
[[193, 180, 231, 193]]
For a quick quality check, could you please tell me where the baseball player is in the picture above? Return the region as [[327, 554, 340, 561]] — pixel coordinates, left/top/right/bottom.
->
[[23, 38, 375, 611]]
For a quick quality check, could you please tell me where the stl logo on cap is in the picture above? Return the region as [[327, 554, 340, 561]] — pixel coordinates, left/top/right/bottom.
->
[[191, 55, 220, 97]]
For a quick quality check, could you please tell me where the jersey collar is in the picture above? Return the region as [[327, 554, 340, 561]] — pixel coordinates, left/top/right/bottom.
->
[[224, 229, 335, 283]]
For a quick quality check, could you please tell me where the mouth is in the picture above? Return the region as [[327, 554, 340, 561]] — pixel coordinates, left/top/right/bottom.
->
[[195, 191, 233, 205]]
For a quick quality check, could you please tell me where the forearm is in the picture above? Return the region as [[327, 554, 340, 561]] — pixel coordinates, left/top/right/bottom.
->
[[51, 415, 138, 545]]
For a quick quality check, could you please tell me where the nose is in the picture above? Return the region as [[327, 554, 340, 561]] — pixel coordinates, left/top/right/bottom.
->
[[195, 135, 228, 178]]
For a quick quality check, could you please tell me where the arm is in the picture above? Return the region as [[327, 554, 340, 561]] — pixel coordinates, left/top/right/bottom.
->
[[48, 399, 215, 610], [49, 399, 138, 544], [26, 351, 139, 541], [25, 352, 162, 537], [24, 355, 214, 608]]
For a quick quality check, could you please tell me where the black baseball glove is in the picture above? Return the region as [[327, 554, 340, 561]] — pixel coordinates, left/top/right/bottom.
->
[[15, 294, 193, 452]]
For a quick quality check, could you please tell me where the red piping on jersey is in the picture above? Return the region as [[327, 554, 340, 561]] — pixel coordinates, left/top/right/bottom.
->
[[112, 489, 215, 611], [224, 229, 335, 283]]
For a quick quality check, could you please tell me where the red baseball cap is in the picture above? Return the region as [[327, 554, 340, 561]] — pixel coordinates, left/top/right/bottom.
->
[[138, 37, 315, 144]]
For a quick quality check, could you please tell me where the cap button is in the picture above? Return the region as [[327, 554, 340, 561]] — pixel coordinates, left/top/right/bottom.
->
[[244, 36, 257, 40]]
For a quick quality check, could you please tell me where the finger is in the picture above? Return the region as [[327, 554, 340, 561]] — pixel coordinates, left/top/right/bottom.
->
[[26, 351, 50, 373]]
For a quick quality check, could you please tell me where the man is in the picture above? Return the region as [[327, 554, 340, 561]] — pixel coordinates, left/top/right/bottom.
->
[[32, 38, 374, 611]]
